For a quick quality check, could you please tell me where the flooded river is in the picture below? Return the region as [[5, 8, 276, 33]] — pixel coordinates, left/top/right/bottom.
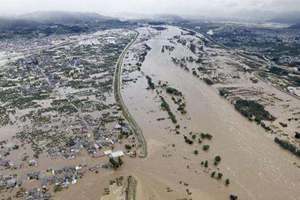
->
[[121, 26, 300, 200]]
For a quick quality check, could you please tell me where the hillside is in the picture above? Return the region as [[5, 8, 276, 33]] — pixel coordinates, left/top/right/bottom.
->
[[20, 11, 114, 25], [0, 11, 131, 39]]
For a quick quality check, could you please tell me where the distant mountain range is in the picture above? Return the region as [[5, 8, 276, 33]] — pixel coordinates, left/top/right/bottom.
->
[[0, 18, 40, 30], [0, 11, 133, 39], [20, 11, 114, 25], [269, 12, 300, 25], [288, 23, 300, 29], [1, 10, 300, 40], [268, 12, 300, 30]]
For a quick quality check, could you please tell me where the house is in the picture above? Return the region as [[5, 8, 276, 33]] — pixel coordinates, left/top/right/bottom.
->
[[28, 159, 38, 167], [109, 150, 124, 158], [108, 150, 124, 169], [6, 178, 17, 188]]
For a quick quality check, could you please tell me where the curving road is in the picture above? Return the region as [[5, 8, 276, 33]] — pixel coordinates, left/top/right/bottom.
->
[[113, 30, 147, 158]]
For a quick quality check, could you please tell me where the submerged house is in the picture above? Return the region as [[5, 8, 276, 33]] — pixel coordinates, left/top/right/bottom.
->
[[108, 150, 124, 169]]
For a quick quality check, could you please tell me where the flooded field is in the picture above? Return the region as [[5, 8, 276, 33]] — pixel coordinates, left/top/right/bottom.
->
[[121, 26, 300, 200], [0, 29, 140, 199]]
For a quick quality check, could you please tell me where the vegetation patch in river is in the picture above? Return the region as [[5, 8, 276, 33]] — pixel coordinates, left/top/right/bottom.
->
[[160, 96, 177, 124], [234, 99, 275, 123]]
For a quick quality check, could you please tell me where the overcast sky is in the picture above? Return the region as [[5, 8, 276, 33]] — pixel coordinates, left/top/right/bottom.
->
[[0, 0, 299, 17]]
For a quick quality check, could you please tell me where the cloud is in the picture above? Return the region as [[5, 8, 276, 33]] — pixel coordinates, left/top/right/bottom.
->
[[0, 0, 299, 17]]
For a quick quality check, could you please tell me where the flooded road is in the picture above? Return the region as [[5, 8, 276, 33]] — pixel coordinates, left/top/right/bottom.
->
[[122, 26, 300, 200]]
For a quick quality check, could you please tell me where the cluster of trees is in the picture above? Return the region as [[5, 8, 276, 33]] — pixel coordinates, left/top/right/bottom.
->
[[194, 150, 199, 155], [109, 157, 123, 169], [260, 122, 271, 131], [161, 45, 175, 53], [146, 76, 155, 89], [200, 133, 213, 140], [211, 171, 223, 180], [125, 144, 132, 150], [295, 132, 300, 139], [201, 160, 209, 168], [269, 66, 289, 76], [214, 155, 221, 166], [139, 44, 151, 63], [0, 106, 9, 126], [234, 99, 275, 123], [151, 26, 167, 31], [211, 171, 230, 186], [230, 194, 238, 200], [177, 102, 187, 115], [290, 76, 300, 87], [170, 95, 186, 115], [166, 87, 182, 96], [184, 132, 213, 146], [160, 96, 177, 124], [202, 145, 210, 151], [189, 43, 197, 54], [274, 137, 300, 157], [219, 88, 230, 97], [203, 78, 214, 85], [184, 135, 193, 145]]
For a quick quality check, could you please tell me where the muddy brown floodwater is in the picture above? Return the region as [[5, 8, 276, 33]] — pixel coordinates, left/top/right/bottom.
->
[[50, 26, 300, 200], [120, 26, 300, 200]]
